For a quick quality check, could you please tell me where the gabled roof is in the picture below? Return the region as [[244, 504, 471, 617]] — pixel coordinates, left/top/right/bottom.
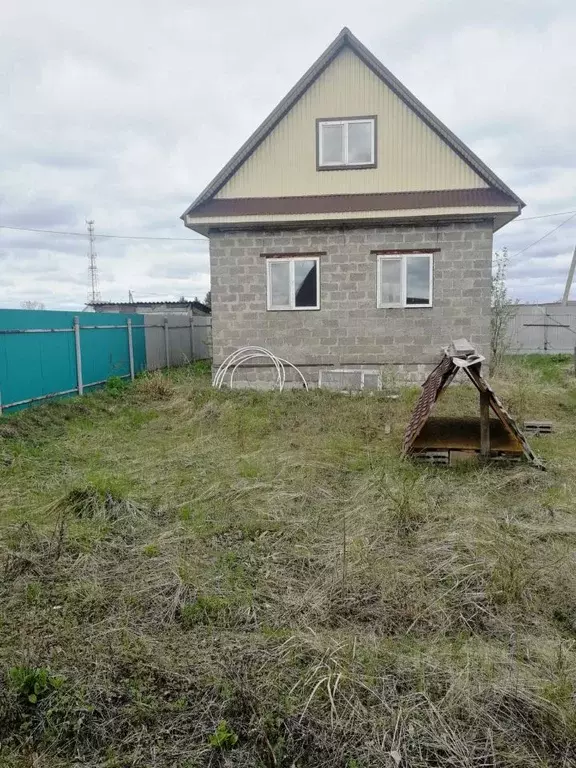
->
[[182, 27, 524, 219]]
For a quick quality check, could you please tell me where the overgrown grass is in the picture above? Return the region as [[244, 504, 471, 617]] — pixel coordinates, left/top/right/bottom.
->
[[514, 353, 574, 385], [1, 358, 576, 766]]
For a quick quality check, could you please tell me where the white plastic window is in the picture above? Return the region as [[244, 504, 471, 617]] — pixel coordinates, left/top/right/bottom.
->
[[267, 257, 320, 310], [377, 253, 433, 308], [318, 119, 375, 167]]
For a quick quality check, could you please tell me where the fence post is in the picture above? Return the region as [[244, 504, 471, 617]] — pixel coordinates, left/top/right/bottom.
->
[[0, 389, 3, 417], [73, 316, 84, 395], [127, 318, 135, 381], [189, 316, 195, 361], [163, 317, 170, 368]]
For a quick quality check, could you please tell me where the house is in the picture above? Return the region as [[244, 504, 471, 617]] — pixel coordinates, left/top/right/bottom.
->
[[181, 28, 523, 387], [89, 300, 211, 316]]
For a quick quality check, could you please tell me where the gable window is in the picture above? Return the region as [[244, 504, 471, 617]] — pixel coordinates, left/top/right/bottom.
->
[[377, 253, 433, 308], [267, 256, 320, 310], [317, 117, 376, 169]]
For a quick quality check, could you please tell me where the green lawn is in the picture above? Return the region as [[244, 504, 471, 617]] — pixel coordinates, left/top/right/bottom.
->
[[1, 358, 576, 767]]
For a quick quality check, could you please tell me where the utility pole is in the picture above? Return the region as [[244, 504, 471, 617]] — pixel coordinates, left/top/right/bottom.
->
[[128, 289, 134, 303], [86, 219, 101, 304], [562, 244, 576, 305]]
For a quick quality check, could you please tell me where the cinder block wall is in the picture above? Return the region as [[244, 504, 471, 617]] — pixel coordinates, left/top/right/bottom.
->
[[209, 222, 493, 386]]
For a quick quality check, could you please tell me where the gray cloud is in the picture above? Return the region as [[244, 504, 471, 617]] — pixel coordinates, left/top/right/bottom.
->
[[1, 0, 576, 309]]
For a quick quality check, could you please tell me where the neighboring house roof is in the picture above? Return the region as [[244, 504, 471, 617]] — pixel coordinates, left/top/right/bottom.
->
[[182, 27, 524, 221], [92, 300, 211, 313]]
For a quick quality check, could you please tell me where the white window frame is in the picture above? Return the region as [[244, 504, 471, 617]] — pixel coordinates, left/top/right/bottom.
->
[[318, 118, 375, 168], [266, 256, 321, 311], [377, 253, 434, 308]]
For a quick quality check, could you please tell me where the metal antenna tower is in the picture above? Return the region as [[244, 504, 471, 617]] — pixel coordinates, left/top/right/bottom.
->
[[86, 219, 101, 303]]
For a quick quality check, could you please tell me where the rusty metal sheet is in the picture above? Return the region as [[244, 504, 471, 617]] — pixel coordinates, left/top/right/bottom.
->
[[402, 354, 456, 454]]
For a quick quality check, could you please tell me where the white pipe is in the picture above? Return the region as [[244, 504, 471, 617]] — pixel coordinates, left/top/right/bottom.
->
[[213, 346, 308, 392], [277, 357, 309, 390], [213, 346, 283, 389], [229, 353, 284, 390]]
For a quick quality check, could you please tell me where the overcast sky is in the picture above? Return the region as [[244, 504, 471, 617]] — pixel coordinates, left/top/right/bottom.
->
[[2, 0, 575, 309]]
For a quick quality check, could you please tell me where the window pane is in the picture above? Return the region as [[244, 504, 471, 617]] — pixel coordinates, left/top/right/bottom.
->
[[294, 260, 318, 307], [347, 121, 373, 164], [406, 256, 431, 305], [379, 258, 402, 305], [320, 123, 344, 165], [269, 261, 291, 308]]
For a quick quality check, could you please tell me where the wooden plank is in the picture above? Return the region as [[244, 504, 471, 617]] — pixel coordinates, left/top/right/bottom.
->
[[480, 390, 490, 457], [463, 365, 542, 467]]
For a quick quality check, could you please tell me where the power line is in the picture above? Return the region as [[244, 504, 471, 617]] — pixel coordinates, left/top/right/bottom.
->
[[511, 211, 576, 258], [0, 225, 206, 242], [511, 209, 576, 223], [1, 207, 576, 247]]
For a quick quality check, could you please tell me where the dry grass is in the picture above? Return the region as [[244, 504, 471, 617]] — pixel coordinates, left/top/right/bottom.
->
[[1, 357, 576, 766]]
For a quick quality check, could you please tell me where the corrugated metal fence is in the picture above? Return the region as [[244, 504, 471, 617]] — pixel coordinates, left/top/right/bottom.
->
[[507, 305, 576, 354], [0, 309, 212, 413], [144, 314, 212, 370]]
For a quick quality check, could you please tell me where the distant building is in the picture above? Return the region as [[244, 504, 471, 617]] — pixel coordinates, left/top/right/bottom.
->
[[90, 300, 211, 316]]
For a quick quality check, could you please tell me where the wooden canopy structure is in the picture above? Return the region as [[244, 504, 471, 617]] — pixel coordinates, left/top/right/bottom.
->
[[402, 339, 541, 467]]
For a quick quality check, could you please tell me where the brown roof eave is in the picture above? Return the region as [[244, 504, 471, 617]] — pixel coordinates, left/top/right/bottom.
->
[[187, 188, 520, 218]]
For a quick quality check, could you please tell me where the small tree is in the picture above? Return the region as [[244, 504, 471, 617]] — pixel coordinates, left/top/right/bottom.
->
[[21, 300, 45, 310], [204, 290, 211, 309], [490, 248, 517, 375]]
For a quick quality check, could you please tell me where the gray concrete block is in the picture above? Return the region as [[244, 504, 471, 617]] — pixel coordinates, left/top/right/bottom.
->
[[209, 221, 492, 383]]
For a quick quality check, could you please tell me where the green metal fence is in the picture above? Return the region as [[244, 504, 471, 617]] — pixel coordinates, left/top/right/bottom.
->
[[0, 309, 146, 413]]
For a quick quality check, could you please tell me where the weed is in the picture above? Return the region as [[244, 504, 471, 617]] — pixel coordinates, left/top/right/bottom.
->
[[134, 371, 175, 400], [105, 376, 128, 396], [8, 666, 64, 705], [190, 359, 211, 376], [379, 468, 426, 538], [208, 720, 238, 749], [24, 582, 42, 604], [179, 595, 233, 626], [59, 484, 145, 522]]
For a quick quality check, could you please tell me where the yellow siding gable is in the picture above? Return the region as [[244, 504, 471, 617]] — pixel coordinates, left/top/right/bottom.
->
[[216, 48, 488, 200]]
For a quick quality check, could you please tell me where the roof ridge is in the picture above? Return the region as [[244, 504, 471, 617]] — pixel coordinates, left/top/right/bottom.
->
[[182, 28, 524, 220]]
